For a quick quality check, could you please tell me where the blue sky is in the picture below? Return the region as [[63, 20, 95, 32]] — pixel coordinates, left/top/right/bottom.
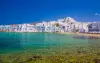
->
[[0, 0, 100, 25]]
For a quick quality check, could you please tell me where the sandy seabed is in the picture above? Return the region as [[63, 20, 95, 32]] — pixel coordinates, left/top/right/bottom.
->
[[0, 44, 100, 63]]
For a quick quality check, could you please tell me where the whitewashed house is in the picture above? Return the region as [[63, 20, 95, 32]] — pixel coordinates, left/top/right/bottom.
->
[[0, 17, 99, 33], [88, 22, 100, 33], [20, 24, 38, 32]]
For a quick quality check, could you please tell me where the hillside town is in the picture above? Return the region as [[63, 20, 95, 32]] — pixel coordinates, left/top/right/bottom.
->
[[0, 17, 100, 33]]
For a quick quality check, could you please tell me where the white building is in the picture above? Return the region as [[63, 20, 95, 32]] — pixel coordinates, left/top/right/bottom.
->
[[0, 17, 97, 33], [20, 24, 38, 32]]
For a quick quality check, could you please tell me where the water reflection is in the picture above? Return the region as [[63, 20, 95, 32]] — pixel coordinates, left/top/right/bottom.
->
[[72, 35, 100, 40]]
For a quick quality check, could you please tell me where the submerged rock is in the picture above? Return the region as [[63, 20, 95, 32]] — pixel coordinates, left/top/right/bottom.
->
[[26, 55, 42, 62], [93, 58, 100, 63], [96, 52, 100, 56], [26, 58, 33, 62]]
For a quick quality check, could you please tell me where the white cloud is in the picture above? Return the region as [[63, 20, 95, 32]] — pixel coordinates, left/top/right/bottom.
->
[[95, 13, 100, 16]]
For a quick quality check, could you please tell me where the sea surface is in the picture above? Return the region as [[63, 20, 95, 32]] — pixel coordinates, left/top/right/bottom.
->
[[0, 32, 100, 55]]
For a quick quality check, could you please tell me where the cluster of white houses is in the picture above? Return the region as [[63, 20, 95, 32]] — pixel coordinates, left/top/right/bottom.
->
[[0, 17, 100, 33]]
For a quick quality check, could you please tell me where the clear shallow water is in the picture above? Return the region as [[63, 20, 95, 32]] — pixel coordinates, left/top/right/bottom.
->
[[0, 32, 100, 54]]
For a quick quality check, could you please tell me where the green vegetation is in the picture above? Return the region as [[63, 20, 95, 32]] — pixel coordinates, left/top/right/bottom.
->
[[55, 23, 60, 27]]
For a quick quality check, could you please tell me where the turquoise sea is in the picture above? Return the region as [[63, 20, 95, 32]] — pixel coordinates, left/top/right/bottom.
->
[[0, 32, 100, 54], [0, 32, 100, 63]]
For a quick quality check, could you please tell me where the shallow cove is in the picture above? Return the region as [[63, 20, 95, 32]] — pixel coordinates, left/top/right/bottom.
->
[[0, 32, 100, 63], [0, 32, 99, 55]]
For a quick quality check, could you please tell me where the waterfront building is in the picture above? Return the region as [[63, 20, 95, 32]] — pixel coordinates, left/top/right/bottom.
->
[[88, 22, 100, 33], [0, 17, 99, 33], [0, 25, 4, 31], [20, 24, 38, 32], [35, 22, 45, 32]]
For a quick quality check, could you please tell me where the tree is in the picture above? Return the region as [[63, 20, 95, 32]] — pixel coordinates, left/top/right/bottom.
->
[[55, 23, 59, 27]]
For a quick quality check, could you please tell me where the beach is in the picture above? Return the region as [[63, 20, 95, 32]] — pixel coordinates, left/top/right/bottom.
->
[[57, 32, 100, 38]]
